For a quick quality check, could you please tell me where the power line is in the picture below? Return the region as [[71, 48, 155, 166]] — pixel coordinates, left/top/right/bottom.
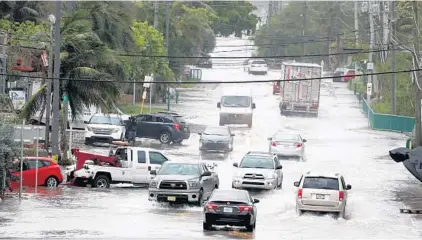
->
[[2, 68, 420, 84]]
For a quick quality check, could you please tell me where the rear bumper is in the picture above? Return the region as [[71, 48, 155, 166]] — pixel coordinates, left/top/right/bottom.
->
[[148, 188, 201, 203], [171, 131, 190, 141], [296, 200, 345, 212], [249, 67, 268, 73], [204, 212, 252, 226], [270, 146, 303, 157], [232, 178, 277, 190]]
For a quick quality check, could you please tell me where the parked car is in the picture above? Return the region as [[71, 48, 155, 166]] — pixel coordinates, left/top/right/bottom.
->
[[125, 113, 191, 144], [199, 126, 235, 153], [197, 54, 212, 68], [84, 113, 126, 145], [203, 189, 259, 232], [268, 132, 306, 161], [232, 151, 283, 190], [148, 161, 219, 205], [294, 171, 352, 218], [9, 157, 63, 188], [333, 68, 357, 82]]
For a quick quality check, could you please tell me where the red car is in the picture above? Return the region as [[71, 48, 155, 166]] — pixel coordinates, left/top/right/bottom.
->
[[273, 81, 281, 95], [9, 157, 63, 189]]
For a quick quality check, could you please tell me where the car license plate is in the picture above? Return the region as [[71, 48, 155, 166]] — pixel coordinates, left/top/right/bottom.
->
[[167, 196, 176, 201], [316, 194, 325, 199], [223, 207, 233, 213]]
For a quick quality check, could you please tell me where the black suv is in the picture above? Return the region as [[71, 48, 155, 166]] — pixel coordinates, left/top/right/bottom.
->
[[125, 113, 190, 144]]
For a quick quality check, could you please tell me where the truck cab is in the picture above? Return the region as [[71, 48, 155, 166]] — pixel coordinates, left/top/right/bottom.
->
[[73, 147, 170, 188]]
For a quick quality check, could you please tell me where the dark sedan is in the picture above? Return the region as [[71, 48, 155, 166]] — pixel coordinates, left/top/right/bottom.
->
[[199, 126, 234, 153], [203, 189, 259, 232]]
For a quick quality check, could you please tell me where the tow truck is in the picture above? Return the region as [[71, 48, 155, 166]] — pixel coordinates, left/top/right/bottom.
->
[[65, 141, 170, 188]]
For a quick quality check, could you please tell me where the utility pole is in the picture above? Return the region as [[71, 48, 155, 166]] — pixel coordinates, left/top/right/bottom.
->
[[368, 1, 375, 89], [150, 1, 159, 105], [45, 15, 55, 150], [267, 1, 273, 25], [165, 1, 171, 111], [153, 1, 159, 29], [302, 1, 307, 56], [413, 1, 422, 147], [391, 1, 396, 115], [51, 1, 61, 157], [354, 1, 359, 45]]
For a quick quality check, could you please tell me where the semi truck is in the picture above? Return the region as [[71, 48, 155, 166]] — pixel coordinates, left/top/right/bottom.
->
[[277, 61, 322, 117]]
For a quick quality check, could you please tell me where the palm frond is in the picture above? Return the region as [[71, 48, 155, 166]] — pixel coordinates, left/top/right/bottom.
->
[[19, 84, 47, 120]]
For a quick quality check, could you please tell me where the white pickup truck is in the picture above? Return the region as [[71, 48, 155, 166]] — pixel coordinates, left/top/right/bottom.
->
[[72, 147, 170, 188]]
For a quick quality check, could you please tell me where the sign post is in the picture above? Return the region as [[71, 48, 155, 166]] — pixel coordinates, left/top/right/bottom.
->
[[366, 82, 372, 127], [142, 75, 152, 114]]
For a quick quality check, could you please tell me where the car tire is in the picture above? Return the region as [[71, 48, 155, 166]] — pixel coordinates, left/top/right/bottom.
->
[[197, 189, 204, 206], [245, 222, 255, 232], [84, 138, 91, 145], [45, 176, 59, 187], [338, 207, 346, 219], [159, 132, 172, 144], [231, 183, 237, 189], [247, 121, 252, 128], [93, 175, 110, 188], [219, 119, 224, 126], [173, 139, 183, 145], [296, 207, 303, 215], [203, 222, 212, 231], [277, 179, 282, 189]]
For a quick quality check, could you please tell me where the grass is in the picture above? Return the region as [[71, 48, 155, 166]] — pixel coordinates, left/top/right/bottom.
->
[[118, 104, 165, 115]]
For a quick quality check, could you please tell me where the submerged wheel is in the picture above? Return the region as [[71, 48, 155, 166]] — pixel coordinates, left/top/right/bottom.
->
[[93, 175, 110, 188], [45, 176, 59, 187], [203, 222, 212, 231], [159, 132, 172, 144], [245, 222, 255, 232]]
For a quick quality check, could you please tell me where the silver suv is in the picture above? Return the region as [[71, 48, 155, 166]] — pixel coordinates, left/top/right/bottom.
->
[[294, 172, 352, 218]]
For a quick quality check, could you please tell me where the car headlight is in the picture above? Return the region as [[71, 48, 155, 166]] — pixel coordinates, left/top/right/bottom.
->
[[112, 128, 120, 133], [267, 173, 276, 179], [86, 126, 92, 131], [234, 171, 243, 178], [188, 181, 199, 188], [149, 180, 158, 188]]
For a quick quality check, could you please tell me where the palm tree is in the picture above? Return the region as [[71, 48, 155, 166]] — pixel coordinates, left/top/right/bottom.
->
[[0, 1, 44, 23]]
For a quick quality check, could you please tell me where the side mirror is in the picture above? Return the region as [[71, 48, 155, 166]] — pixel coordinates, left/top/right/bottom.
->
[[217, 102, 221, 108], [302, 139, 307, 142], [252, 198, 260, 204], [150, 170, 157, 175], [233, 163, 238, 167], [346, 184, 352, 190], [84, 121, 88, 124], [202, 171, 212, 177], [252, 103, 256, 109], [293, 181, 300, 187], [231, 133, 235, 136], [267, 137, 272, 141], [276, 165, 282, 169]]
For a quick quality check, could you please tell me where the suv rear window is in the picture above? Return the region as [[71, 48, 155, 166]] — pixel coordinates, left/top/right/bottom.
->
[[252, 61, 266, 64], [302, 177, 339, 190], [174, 116, 186, 123]]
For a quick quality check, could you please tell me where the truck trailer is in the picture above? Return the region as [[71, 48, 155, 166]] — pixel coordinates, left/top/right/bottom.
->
[[277, 61, 322, 117]]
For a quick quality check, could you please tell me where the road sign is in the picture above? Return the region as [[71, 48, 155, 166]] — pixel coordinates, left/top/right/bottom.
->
[[9, 90, 26, 110], [367, 83, 372, 95], [144, 75, 152, 88]]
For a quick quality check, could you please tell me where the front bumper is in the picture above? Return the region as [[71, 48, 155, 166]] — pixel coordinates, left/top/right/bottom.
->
[[204, 212, 252, 226], [73, 176, 93, 186], [220, 113, 252, 124], [296, 199, 345, 212], [232, 177, 277, 190], [270, 146, 303, 157], [148, 188, 202, 203], [200, 142, 230, 152], [84, 131, 122, 143]]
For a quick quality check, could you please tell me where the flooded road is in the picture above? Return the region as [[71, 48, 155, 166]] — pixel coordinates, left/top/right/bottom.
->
[[1, 37, 422, 239]]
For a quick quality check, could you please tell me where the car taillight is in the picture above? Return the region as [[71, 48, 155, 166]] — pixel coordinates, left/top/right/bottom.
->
[[238, 205, 252, 212], [297, 188, 303, 198], [271, 141, 280, 146], [295, 143, 302, 148], [311, 103, 318, 108], [205, 204, 218, 210], [173, 123, 180, 131], [339, 191, 344, 201]]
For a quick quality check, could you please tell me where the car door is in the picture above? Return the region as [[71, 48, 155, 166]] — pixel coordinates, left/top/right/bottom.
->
[[150, 116, 166, 138], [27, 159, 48, 186], [148, 151, 168, 174], [11, 160, 32, 187], [132, 150, 149, 184], [201, 164, 214, 194], [134, 115, 149, 138]]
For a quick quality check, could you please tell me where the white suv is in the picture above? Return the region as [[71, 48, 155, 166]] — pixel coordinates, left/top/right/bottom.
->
[[294, 172, 352, 218], [84, 113, 126, 145]]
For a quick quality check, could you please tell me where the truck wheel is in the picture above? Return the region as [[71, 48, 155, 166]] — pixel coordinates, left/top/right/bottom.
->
[[247, 120, 252, 128], [159, 132, 172, 144], [93, 175, 110, 188]]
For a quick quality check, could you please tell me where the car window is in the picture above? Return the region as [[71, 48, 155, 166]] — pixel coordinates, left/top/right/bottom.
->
[[142, 115, 153, 122], [135, 115, 146, 123], [239, 156, 275, 169], [273, 133, 300, 141], [158, 163, 200, 175], [302, 177, 339, 190], [203, 127, 229, 136], [27, 160, 47, 169], [138, 151, 146, 163], [174, 116, 186, 123], [149, 152, 168, 165], [41, 161, 51, 167], [89, 115, 121, 125], [151, 116, 164, 123]]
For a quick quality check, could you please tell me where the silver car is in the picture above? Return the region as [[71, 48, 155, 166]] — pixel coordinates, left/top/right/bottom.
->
[[267, 132, 306, 160], [232, 151, 283, 190], [294, 172, 352, 218]]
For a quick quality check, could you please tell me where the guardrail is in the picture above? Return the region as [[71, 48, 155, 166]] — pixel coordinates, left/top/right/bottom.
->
[[362, 99, 415, 133]]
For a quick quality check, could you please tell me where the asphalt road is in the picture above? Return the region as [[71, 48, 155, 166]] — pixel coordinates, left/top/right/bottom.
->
[[1, 37, 421, 239]]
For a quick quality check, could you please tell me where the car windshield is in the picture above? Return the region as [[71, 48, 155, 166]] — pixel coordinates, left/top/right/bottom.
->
[[252, 60, 266, 64], [274, 133, 300, 142], [239, 156, 274, 169], [89, 115, 121, 125], [158, 163, 200, 176], [302, 177, 339, 190], [203, 127, 228, 136], [221, 96, 251, 107]]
